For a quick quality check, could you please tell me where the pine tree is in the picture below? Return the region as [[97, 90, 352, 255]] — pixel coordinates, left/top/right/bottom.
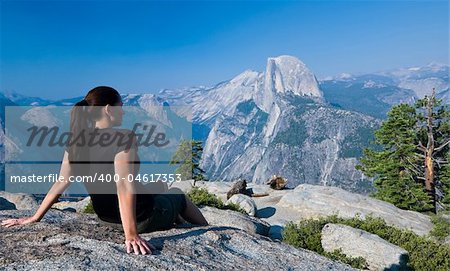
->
[[437, 152, 450, 210], [357, 104, 433, 211], [170, 140, 207, 185], [357, 89, 450, 213], [414, 90, 450, 212]]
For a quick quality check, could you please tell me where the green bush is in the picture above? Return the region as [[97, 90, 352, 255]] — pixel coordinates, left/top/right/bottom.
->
[[324, 249, 368, 269], [430, 214, 450, 242], [83, 200, 95, 214], [283, 216, 367, 269], [283, 215, 450, 271], [187, 187, 246, 214], [283, 218, 331, 253]]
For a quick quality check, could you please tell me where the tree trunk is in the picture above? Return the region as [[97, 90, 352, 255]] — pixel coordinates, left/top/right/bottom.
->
[[424, 152, 435, 211], [424, 154, 434, 191], [424, 91, 436, 212]]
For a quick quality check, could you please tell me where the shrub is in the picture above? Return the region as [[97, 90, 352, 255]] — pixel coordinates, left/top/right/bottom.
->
[[430, 214, 450, 242], [283, 215, 450, 271], [83, 200, 95, 214], [187, 187, 246, 214], [324, 249, 368, 269], [283, 217, 331, 253], [283, 216, 367, 269]]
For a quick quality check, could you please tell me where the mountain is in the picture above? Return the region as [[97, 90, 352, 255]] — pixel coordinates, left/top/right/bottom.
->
[[1, 90, 52, 106], [159, 55, 323, 123], [320, 75, 416, 119], [158, 56, 378, 193], [321, 62, 449, 118], [378, 62, 449, 99]]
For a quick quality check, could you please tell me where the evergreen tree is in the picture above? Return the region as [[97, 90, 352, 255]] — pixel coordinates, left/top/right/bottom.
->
[[357, 89, 450, 213], [170, 140, 207, 185], [415, 92, 450, 212], [437, 152, 450, 210]]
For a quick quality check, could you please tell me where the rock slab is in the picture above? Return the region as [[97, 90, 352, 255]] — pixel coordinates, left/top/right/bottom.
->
[[226, 194, 257, 216], [0, 210, 355, 271], [278, 184, 433, 236], [200, 206, 269, 236], [0, 191, 39, 210], [321, 223, 409, 271], [51, 197, 91, 213]]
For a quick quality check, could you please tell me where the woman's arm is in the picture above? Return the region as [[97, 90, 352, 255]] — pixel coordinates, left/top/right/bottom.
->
[[1, 151, 73, 227], [115, 147, 153, 255]]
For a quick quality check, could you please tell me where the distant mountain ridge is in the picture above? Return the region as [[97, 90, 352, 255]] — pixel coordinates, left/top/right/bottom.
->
[[321, 62, 449, 118]]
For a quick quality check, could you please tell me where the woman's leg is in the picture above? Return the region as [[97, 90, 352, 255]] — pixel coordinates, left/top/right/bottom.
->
[[180, 195, 208, 226]]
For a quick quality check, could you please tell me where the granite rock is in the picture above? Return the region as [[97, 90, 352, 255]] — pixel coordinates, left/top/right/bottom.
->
[[0, 209, 355, 271], [321, 223, 409, 271]]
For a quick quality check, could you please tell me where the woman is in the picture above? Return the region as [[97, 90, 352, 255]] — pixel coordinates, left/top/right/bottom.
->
[[1, 86, 208, 255]]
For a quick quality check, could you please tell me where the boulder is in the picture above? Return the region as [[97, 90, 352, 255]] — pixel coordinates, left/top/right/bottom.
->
[[200, 206, 270, 236], [266, 175, 288, 190], [277, 184, 433, 236], [246, 183, 272, 196], [0, 191, 39, 210], [51, 197, 91, 213], [0, 210, 355, 271], [0, 198, 16, 210], [321, 223, 409, 271], [227, 179, 251, 199], [226, 194, 257, 216]]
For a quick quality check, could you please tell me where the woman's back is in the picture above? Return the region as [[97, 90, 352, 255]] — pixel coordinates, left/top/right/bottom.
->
[[68, 127, 153, 223]]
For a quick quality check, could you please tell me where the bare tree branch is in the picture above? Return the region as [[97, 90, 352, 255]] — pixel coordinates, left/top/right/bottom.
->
[[435, 138, 450, 152], [417, 141, 427, 152], [413, 152, 426, 159], [434, 159, 448, 164]]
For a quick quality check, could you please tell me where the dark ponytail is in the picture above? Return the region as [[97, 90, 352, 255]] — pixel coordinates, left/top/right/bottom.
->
[[68, 99, 92, 164], [68, 86, 121, 174]]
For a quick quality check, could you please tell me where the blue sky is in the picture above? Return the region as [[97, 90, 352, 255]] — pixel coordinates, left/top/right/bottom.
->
[[0, 0, 448, 99]]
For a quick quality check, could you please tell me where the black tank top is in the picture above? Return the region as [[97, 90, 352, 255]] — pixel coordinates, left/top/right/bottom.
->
[[67, 128, 154, 223]]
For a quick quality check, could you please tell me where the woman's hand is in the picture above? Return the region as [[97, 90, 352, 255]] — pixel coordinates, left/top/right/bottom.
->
[[125, 234, 155, 255], [1, 216, 38, 228]]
